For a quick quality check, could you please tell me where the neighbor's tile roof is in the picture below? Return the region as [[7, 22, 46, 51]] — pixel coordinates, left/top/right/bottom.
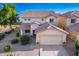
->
[[69, 23, 79, 32], [19, 11, 57, 18], [62, 11, 79, 18]]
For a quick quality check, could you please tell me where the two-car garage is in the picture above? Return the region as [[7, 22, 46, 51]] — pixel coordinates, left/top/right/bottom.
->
[[40, 35, 63, 45], [35, 23, 69, 56], [35, 24, 68, 45]]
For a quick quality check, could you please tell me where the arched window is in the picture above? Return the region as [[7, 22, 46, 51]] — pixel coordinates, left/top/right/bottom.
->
[[50, 18, 54, 23]]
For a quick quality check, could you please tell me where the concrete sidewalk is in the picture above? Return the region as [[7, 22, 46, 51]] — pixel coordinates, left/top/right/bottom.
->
[[40, 45, 69, 56]]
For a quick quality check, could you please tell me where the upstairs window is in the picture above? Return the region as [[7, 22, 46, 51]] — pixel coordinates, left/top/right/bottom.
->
[[42, 19, 44, 21], [71, 19, 76, 23], [50, 18, 54, 23], [28, 19, 31, 21]]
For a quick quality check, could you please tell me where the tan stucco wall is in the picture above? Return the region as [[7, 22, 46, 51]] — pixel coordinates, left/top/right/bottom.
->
[[20, 15, 57, 24], [66, 18, 79, 26], [45, 15, 57, 23], [36, 27, 67, 43], [31, 23, 39, 35]]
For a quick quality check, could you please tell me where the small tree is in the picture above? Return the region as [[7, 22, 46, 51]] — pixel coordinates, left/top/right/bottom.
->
[[56, 16, 67, 29], [75, 40, 79, 56], [75, 40, 79, 50], [4, 45, 11, 52], [16, 32, 20, 37], [20, 35, 30, 45]]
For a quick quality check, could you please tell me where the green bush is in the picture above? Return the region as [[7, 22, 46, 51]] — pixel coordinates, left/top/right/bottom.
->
[[75, 40, 79, 56], [5, 29, 14, 34], [75, 40, 79, 50], [4, 45, 11, 52], [75, 50, 79, 56], [20, 35, 30, 45], [16, 32, 20, 37], [0, 34, 5, 41], [11, 38, 19, 44]]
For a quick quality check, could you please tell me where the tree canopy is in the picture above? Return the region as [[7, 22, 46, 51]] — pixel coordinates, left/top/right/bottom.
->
[[0, 3, 17, 25]]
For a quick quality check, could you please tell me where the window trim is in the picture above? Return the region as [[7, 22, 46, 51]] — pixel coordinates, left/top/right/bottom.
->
[[71, 19, 76, 23], [25, 29, 30, 33], [28, 19, 31, 21], [41, 19, 44, 21], [50, 18, 54, 23]]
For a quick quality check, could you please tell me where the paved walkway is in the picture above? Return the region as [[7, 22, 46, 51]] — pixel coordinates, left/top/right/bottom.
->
[[40, 45, 69, 56]]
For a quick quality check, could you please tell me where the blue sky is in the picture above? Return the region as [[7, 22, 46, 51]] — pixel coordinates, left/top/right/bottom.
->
[[0, 3, 79, 13]]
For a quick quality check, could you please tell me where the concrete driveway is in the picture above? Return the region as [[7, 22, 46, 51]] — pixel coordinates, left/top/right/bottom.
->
[[40, 45, 69, 56]]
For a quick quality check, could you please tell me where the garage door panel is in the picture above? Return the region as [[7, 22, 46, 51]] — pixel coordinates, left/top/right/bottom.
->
[[40, 35, 63, 45]]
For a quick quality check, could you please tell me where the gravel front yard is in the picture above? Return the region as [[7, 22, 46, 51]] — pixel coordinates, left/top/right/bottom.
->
[[0, 29, 39, 56]]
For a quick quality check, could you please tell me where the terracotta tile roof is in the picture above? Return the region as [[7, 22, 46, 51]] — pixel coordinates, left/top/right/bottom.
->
[[69, 23, 79, 32], [35, 22, 68, 34], [19, 11, 57, 18], [35, 22, 49, 33], [62, 11, 79, 18], [72, 11, 79, 17], [20, 23, 30, 30]]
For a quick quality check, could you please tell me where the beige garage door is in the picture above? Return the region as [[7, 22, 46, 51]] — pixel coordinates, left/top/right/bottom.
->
[[40, 35, 63, 45]]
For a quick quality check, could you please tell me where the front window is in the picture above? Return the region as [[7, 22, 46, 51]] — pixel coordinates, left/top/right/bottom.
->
[[25, 30, 30, 33], [71, 19, 76, 23], [28, 19, 31, 21], [25, 19, 27, 21], [50, 18, 54, 23], [42, 19, 44, 21]]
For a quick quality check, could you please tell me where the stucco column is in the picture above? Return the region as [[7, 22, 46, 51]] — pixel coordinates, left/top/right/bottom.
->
[[20, 29, 23, 35], [77, 35, 79, 40], [30, 25, 33, 36], [36, 34, 40, 43]]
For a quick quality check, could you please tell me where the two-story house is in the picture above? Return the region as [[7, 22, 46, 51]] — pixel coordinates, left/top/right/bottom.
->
[[62, 11, 79, 26], [18, 10, 69, 46], [63, 11, 79, 40], [19, 11, 58, 35]]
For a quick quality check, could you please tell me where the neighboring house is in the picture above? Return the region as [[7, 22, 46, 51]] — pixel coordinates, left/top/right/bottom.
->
[[35, 23, 68, 45], [62, 11, 79, 26], [68, 23, 79, 40], [19, 11, 58, 35]]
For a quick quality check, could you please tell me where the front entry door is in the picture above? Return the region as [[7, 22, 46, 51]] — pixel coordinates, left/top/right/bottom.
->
[[33, 30, 36, 36]]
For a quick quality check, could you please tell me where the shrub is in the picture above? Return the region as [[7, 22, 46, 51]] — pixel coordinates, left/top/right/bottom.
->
[[16, 32, 20, 37], [0, 34, 5, 41], [11, 38, 19, 44], [5, 29, 14, 34], [20, 35, 30, 45], [75, 40, 79, 56], [75, 40, 79, 50], [4, 45, 11, 52], [75, 50, 79, 56]]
